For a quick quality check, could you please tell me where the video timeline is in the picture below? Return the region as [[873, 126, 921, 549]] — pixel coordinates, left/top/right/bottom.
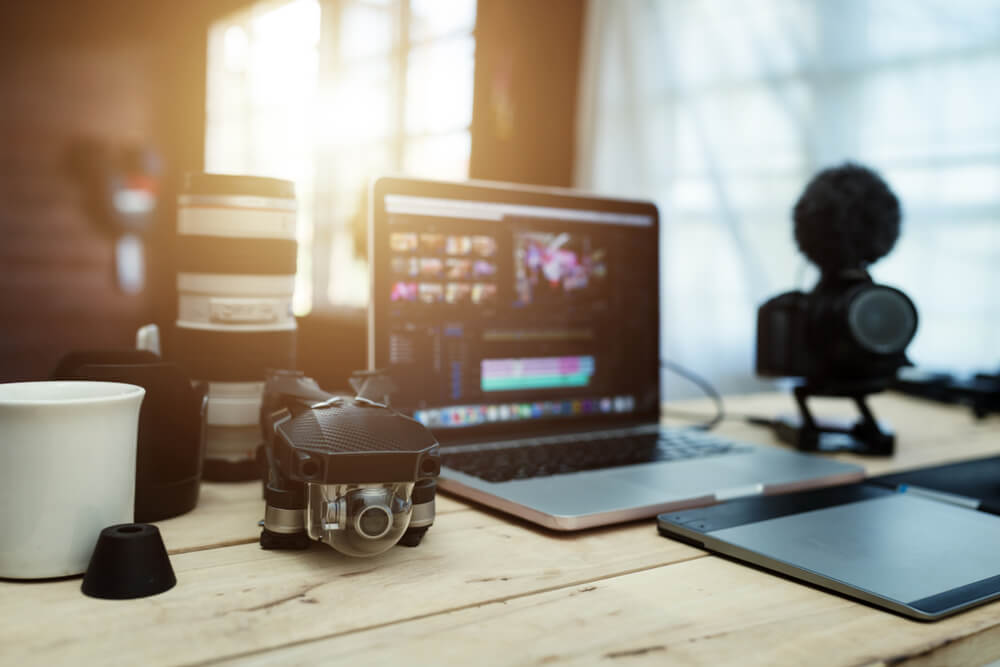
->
[[481, 356, 595, 392], [414, 395, 636, 429]]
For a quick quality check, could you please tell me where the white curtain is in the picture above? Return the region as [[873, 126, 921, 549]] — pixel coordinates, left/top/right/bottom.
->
[[577, 0, 1000, 398]]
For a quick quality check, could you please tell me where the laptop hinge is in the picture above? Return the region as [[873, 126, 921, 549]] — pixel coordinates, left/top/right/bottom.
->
[[438, 422, 660, 452]]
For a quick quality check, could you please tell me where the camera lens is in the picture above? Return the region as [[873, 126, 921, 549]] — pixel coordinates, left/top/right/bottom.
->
[[308, 483, 416, 556], [847, 286, 917, 355], [355, 505, 393, 540], [175, 173, 298, 480]]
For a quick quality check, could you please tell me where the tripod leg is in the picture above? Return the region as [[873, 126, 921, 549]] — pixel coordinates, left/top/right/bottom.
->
[[851, 394, 895, 456], [792, 386, 822, 451]]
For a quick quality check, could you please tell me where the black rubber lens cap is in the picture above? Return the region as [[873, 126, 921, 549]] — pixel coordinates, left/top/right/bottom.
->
[[82, 524, 176, 599]]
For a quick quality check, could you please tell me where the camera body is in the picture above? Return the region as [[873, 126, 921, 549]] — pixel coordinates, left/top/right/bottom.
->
[[259, 370, 440, 557], [756, 271, 918, 384]]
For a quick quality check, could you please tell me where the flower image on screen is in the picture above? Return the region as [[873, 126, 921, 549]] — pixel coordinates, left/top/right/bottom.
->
[[390, 282, 418, 302], [513, 231, 607, 305]]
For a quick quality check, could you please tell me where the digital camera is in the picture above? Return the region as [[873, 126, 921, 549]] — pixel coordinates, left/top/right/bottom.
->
[[258, 370, 440, 557], [756, 271, 918, 384], [756, 163, 918, 387], [754, 163, 921, 456]]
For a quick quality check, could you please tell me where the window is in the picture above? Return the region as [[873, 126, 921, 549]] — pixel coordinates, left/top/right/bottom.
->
[[205, 0, 476, 314], [578, 0, 1000, 395]]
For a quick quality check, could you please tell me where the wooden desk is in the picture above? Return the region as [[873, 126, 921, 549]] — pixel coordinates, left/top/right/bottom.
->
[[2, 393, 999, 666]]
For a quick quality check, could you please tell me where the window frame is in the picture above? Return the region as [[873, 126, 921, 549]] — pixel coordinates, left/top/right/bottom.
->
[[204, 0, 477, 315]]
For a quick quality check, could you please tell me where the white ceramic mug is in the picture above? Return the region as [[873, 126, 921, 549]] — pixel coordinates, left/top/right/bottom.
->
[[0, 381, 145, 579]]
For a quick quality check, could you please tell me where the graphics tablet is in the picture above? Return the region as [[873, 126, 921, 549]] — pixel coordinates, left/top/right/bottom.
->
[[658, 483, 1000, 620]]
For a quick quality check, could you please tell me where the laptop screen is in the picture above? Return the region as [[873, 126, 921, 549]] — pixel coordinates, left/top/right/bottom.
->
[[369, 178, 660, 440]]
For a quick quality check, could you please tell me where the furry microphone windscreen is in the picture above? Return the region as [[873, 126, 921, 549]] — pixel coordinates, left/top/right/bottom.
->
[[792, 163, 901, 273]]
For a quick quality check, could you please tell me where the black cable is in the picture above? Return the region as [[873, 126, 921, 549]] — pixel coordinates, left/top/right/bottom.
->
[[659, 359, 780, 431], [659, 359, 726, 430]]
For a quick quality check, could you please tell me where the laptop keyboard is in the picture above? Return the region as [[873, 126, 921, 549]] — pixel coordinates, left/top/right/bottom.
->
[[441, 428, 752, 483]]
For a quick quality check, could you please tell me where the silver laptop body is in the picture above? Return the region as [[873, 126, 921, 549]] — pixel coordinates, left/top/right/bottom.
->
[[369, 177, 863, 530]]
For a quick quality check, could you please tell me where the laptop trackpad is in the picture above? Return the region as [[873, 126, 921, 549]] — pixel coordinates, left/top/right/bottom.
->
[[493, 473, 681, 516], [610, 453, 769, 492], [615, 448, 855, 494], [502, 457, 754, 517]]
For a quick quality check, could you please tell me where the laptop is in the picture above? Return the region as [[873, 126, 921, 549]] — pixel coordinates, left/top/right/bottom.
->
[[369, 177, 863, 530]]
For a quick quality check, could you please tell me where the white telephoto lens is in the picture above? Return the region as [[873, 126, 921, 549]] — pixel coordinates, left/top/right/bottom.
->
[[175, 174, 298, 480]]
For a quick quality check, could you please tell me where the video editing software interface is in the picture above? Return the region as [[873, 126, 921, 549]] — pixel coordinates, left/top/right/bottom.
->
[[379, 191, 658, 432]]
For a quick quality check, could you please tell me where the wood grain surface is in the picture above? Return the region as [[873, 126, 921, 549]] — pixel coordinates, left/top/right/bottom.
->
[[1, 393, 998, 666]]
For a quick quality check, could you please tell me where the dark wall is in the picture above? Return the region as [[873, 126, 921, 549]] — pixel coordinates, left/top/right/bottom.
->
[[470, 0, 585, 187], [0, 1, 244, 381], [0, 29, 154, 380]]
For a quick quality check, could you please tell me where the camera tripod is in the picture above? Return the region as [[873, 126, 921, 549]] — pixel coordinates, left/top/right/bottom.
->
[[773, 380, 895, 457]]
